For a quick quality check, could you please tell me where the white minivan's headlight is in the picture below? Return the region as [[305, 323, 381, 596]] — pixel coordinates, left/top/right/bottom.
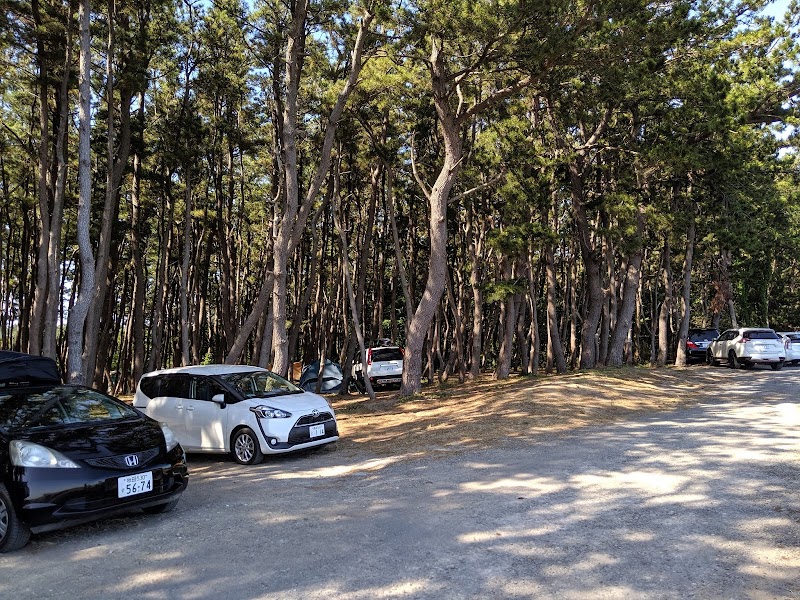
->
[[250, 405, 292, 419], [10, 440, 80, 468]]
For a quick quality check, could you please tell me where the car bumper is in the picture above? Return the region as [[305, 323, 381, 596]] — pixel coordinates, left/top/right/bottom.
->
[[687, 349, 708, 360], [369, 374, 402, 386], [254, 416, 339, 454], [9, 445, 188, 531], [740, 355, 785, 364]]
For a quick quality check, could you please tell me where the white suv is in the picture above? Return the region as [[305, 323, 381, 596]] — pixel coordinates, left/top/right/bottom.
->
[[352, 344, 404, 392], [706, 328, 785, 370]]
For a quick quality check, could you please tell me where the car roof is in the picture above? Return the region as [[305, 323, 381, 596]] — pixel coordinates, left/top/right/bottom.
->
[[141, 364, 268, 377]]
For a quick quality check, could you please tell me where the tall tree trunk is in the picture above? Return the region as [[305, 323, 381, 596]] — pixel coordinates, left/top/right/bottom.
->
[[43, 30, 73, 359], [67, 0, 95, 383], [130, 94, 146, 385], [545, 245, 567, 373], [675, 205, 696, 366], [607, 207, 645, 366], [657, 238, 673, 367], [29, 0, 52, 356], [401, 44, 463, 395], [271, 8, 373, 377], [180, 168, 192, 366], [495, 261, 517, 380], [147, 175, 175, 372], [83, 0, 133, 381]]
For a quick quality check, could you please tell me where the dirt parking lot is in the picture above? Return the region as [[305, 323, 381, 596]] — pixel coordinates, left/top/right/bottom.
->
[[2, 365, 798, 599]]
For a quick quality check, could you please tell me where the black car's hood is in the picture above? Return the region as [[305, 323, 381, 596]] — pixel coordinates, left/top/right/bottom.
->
[[11, 418, 164, 460]]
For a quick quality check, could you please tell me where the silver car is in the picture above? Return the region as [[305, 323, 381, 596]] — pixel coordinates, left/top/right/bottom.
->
[[777, 332, 800, 365], [707, 328, 785, 370]]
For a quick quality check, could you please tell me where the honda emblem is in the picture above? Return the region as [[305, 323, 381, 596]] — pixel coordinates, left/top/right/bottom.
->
[[124, 454, 139, 467]]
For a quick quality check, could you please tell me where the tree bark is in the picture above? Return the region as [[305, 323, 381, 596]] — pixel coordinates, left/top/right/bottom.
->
[[657, 238, 673, 367], [67, 0, 95, 383], [607, 207, 645, 366], [675, 206, 696, 366]]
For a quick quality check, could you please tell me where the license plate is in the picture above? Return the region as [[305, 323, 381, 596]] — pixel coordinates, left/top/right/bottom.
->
[[118, 472, 153, 498], [382, 377, 401, 383], [309, 424, 325, 438]]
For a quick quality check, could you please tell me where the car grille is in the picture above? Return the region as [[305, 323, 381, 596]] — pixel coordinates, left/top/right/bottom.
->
[[288, 421, 338, 444], [294, 412, 334, 426], [59, 470, 173, 512], [83, 447, 161, 471]]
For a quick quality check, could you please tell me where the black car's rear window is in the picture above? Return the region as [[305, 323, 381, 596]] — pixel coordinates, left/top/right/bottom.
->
[[0, 386, 138, 432], [744, 330, 779, 340], [371, 348, 403, 362], [689, 330, 718, 342]]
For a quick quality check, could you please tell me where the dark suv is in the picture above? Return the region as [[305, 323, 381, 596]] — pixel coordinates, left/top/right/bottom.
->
[[686, 328, 720, 362]]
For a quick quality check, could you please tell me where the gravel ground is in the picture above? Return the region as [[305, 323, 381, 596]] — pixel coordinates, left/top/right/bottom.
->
[[1, 367, 798, 599]]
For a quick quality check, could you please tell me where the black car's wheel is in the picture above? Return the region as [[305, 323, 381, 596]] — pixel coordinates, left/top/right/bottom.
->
[[728, 351, 740, 369], [232, 427, 264, 465], [0, 483, 31, 553], [771, 362, 784, 371], [142, 495, 182, 515]]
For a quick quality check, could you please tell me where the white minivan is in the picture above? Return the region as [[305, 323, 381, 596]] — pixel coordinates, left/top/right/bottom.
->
[[134, 365, 338, 464]]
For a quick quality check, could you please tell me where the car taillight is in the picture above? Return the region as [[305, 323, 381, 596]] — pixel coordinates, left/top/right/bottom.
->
[[687, 341, 698, 349], [367, 348, 372, 365], [785, 339, 791, 350], [741, 337, 750, 344], [399, 347, 404, 356]]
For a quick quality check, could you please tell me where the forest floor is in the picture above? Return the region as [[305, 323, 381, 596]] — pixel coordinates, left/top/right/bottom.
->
[[330, 365, 715, 457]]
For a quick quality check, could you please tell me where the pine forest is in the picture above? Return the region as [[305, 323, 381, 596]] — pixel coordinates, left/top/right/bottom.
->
[[1, 0, 799, 397]]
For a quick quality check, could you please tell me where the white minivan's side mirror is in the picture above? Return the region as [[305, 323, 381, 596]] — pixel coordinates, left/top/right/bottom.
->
[[211, 393, 226, 406]]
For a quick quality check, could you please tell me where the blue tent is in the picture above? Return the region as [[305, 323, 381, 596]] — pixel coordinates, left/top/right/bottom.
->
[[299, 359, 344, 393]]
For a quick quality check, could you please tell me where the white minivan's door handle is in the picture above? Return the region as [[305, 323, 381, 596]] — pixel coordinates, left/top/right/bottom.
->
[[186, 405, 194, 411]]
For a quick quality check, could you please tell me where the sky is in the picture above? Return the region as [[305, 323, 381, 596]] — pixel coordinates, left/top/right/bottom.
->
[[762, 0, 793, 19]]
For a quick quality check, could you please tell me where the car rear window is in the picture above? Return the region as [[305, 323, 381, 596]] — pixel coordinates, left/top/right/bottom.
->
[[689, 330, 718, 342], [786, 333, 800, 342], [0, 386, 138, 431], [744, 330, 779, 340], [371, 348, 403, 362]]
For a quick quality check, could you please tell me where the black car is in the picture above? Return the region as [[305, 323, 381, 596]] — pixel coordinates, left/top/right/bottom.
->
[[0, 351, 187, 552], [686, 328, 720, 362]]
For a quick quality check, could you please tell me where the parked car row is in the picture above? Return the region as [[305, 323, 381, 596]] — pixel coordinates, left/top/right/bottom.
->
[[1, 353, 339, 553], [704, 327, 800, 370]]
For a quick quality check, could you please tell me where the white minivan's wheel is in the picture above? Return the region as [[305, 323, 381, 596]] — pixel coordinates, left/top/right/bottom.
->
[[232, 427, 264, 465], [0, 483, 31, 553]]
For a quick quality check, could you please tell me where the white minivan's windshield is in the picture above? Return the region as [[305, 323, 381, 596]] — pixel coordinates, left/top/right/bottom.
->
[[220, 371, 302, 399]]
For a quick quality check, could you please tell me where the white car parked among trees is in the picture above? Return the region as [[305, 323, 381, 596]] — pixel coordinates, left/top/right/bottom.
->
[[706, 328, 785, 370]]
